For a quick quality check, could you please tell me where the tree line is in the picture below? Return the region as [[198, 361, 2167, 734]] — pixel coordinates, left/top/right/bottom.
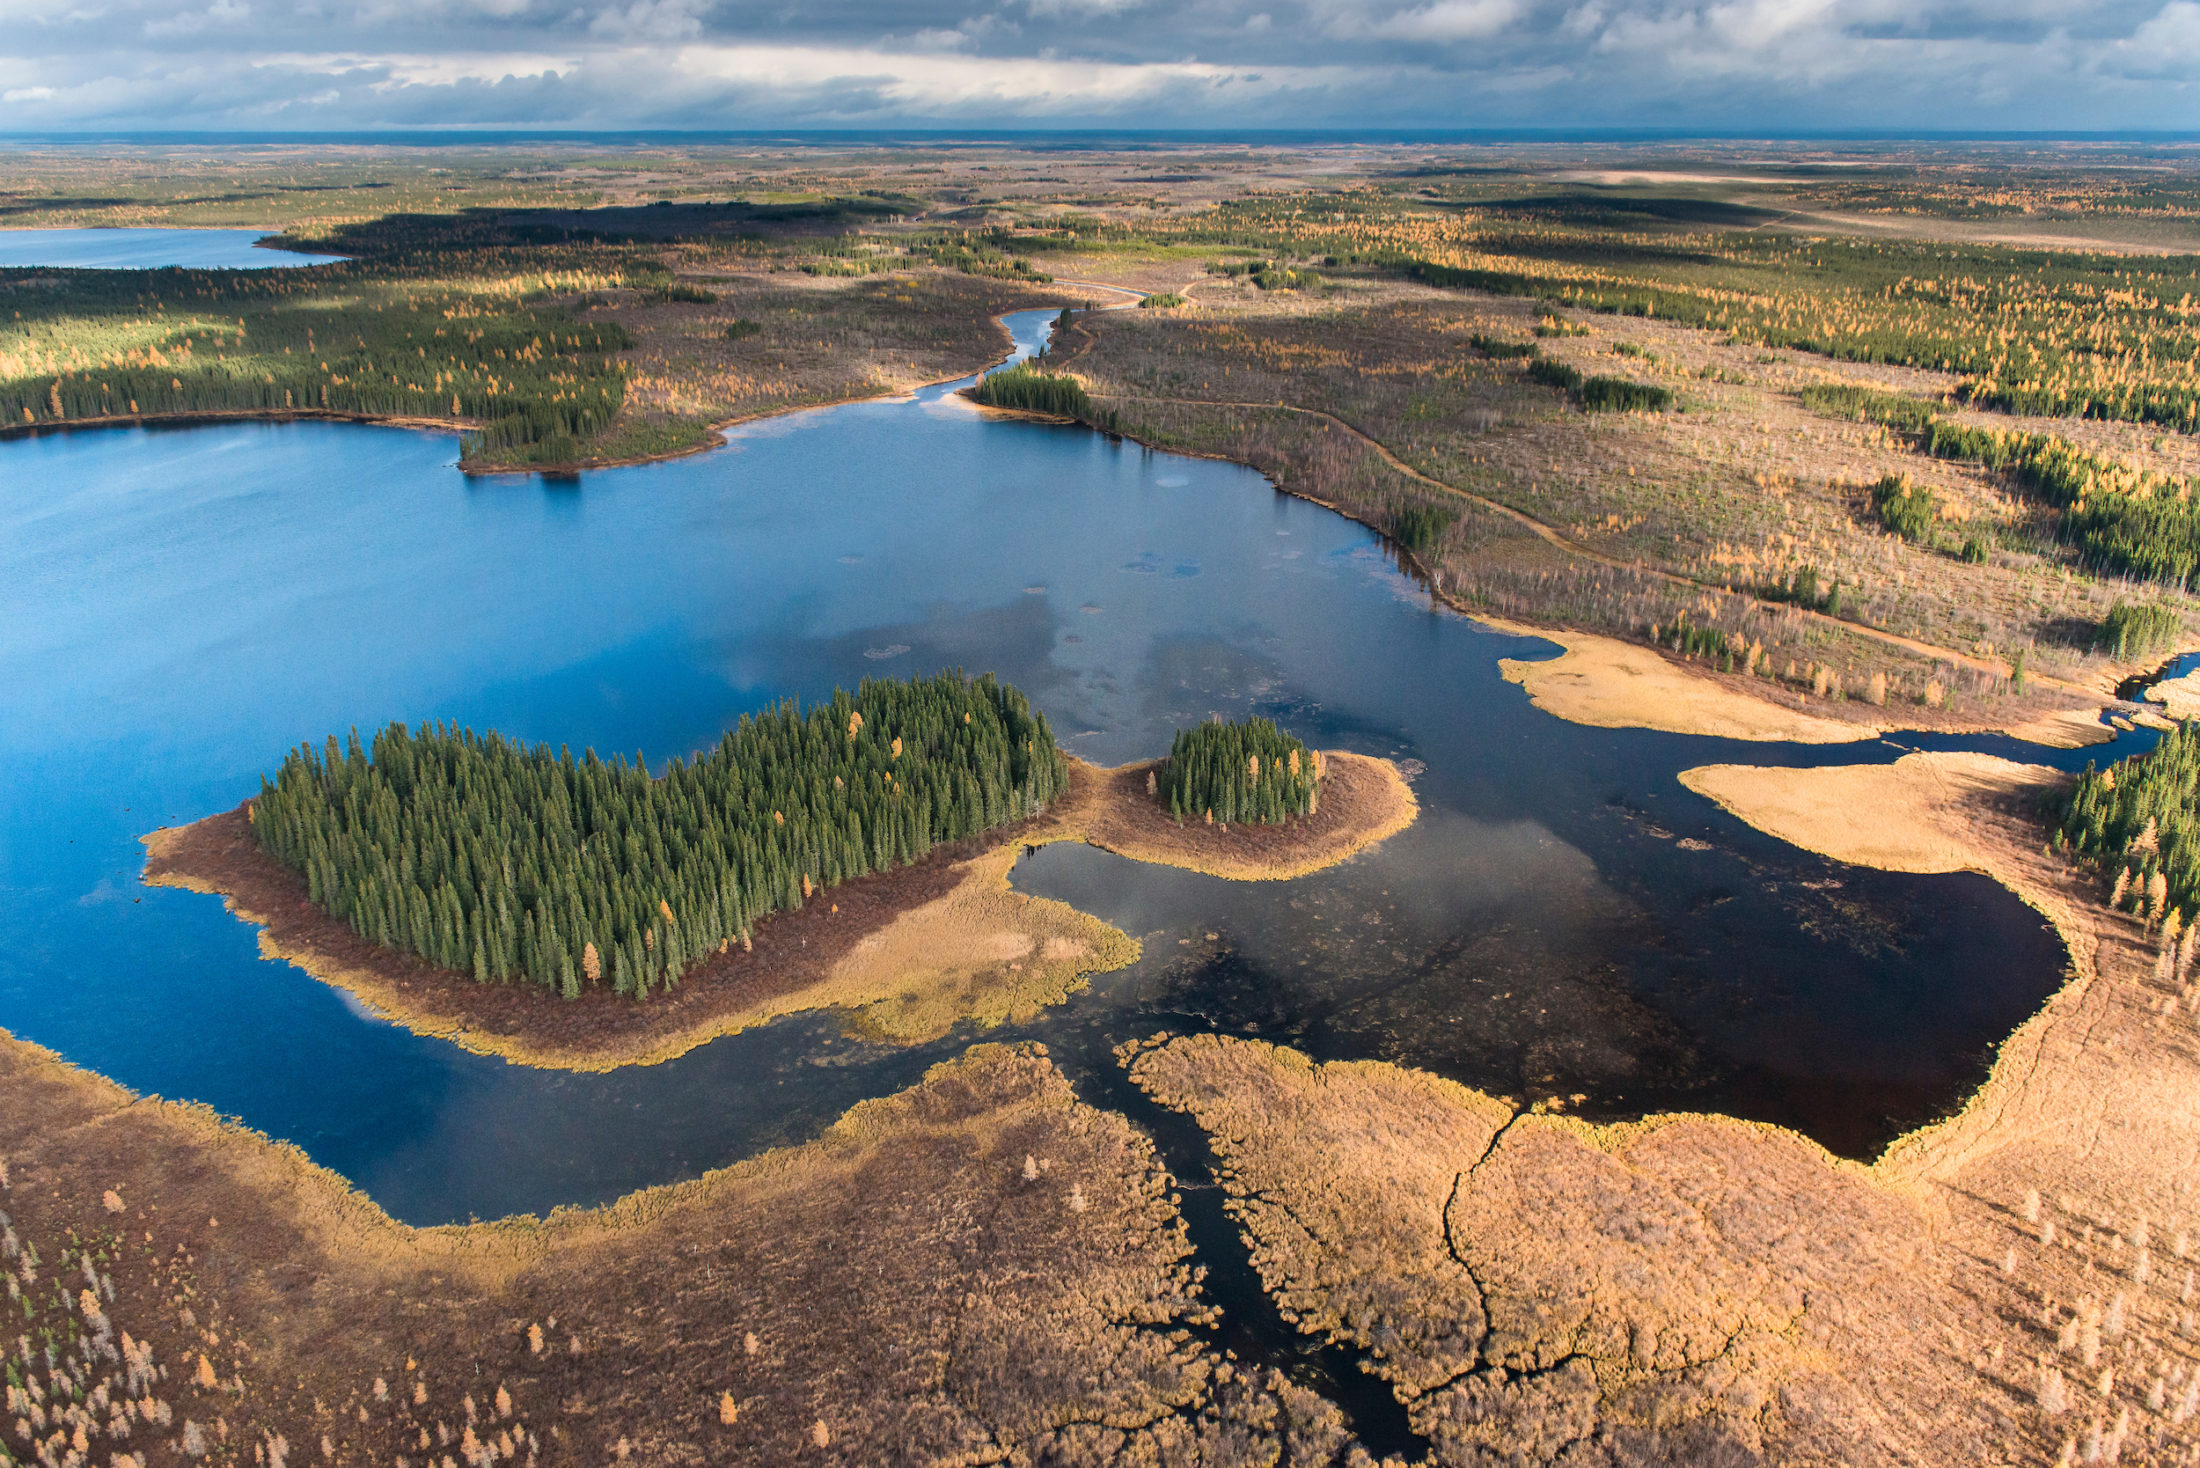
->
[[2057, 723, 2200, 933], [972, 364, 1121, 431], [0, 256, 635, 467], [1799, 382, 2200, 590], [250, 673, 1068, 999], [1158, 717, 1320, 826]]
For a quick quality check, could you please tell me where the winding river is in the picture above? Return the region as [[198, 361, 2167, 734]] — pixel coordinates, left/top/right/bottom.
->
[[0, 301, 2137, 1239]]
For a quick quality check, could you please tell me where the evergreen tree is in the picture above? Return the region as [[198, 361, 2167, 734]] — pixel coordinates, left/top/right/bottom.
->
[[1155, 717, 1320, 826], [252, 672, 1067, 998]]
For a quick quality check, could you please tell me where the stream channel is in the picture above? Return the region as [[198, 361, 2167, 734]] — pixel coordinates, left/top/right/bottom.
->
[[0, 290, 2155, 1447]]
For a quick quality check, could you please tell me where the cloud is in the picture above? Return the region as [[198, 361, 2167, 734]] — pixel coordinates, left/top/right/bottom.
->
[[0, 0, 2192, 128], [1360, 0, 1521, 40], [2112, 0, 2200, 76]]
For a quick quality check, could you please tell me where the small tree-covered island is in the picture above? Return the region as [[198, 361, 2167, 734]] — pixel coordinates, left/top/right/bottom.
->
[[1158, 716, 1321, 826], [144, 679, 1416, 1068], [252, 674, 1066, 999]]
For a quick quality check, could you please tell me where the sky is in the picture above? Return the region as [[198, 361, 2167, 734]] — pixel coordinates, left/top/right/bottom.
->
[[1, 0, 2197, 132]]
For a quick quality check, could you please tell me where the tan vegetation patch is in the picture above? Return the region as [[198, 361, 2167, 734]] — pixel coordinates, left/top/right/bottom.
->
[[1128, 1032, 1946, 1460], [1499, 629, 1871, 743], [1680, 751, 2062, 874], [813, 842, 1136, 1044], [2148, 667, 2200, 719], [2006, 706, 2120, 748]]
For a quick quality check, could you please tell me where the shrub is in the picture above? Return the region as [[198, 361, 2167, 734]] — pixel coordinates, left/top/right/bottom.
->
[[1141, 293, 1187, 309], [635, 281, 718, 305], [2097, 600, 2184, 661], [1467, 333, 1536, 359], [1158, 718, 1318, 825], [1871, 473, 1939, 541], [1528, 357, 1583, 393], [1796, 383, 1939, 433], [723, 320, 762, 341], [1579, 376, 1672, 413]]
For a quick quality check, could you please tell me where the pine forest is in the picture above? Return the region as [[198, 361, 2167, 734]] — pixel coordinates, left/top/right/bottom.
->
[[2056, 723, 2200, 934], [249, 673, 1068, 999], [1158, 717, 1321, 826]]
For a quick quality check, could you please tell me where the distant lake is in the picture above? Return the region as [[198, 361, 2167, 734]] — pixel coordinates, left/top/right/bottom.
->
[[0, 228, 342, 269], [0, 308, 2114, 1225]]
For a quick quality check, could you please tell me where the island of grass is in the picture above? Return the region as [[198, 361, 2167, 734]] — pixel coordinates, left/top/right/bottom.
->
[[143, 695, 1415, 1069]]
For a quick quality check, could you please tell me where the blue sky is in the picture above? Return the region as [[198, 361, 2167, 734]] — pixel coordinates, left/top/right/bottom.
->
[[1, 0, 2195, 131]]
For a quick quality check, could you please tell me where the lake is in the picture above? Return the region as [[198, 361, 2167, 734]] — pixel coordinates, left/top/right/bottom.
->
[[0, 227, 343, 269], [0, 308, 2119, 1225]]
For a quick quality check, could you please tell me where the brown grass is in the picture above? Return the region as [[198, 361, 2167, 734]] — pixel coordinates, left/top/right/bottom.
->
[[1125, 742, 2200, 1458], [0, 1034, 1379, 1465]]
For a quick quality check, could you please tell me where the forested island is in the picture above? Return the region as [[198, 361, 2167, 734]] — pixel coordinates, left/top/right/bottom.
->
[[1158, 716, 1321, 826], [250, 673, 1065, 999], [146, 686, 1414, 1068]]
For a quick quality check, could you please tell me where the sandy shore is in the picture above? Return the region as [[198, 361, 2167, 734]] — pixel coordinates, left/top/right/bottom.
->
[[1497, 628, 1873, 743], [141, 751, 1414, 1071], [1498, 625, 2120, 751], [1679, 749, 2062, 875]]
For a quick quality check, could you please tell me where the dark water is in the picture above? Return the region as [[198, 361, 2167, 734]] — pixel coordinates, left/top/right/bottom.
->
[[0, 308, 2136, 1228], [0, 228, 343, 269]]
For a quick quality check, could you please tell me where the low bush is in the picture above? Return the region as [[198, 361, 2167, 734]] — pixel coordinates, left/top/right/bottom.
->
[[1871, 473, 1939, 542], [1468, 333, 1536, 359], [1579, 376, 1672, 413], [1528, 357, 1583, 392]]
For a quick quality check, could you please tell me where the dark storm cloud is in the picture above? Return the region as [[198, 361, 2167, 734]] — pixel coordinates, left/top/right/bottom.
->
[[0, 0, 2194, 128]]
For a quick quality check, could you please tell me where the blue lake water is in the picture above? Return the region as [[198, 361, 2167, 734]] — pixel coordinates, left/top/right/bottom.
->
[[0, 308, 2135, 1224], [0, 228, 343, 269]]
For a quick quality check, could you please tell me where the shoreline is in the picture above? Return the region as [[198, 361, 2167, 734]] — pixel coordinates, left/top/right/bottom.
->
[[142, 750, 1415, 1072], [0, 285, 1127, 477]]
